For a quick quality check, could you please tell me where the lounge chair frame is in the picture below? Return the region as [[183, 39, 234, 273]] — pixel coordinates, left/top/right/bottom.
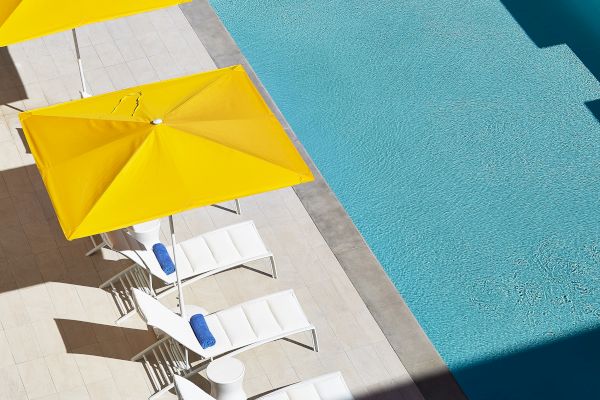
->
[[131, 290, 318, 399]]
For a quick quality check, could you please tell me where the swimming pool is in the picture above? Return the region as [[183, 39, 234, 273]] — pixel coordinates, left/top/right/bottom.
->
[[210, 1, 600, 398]]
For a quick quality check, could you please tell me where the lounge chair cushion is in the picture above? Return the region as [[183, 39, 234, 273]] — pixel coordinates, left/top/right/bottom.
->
[[175, 372, 354, 400], [260, 372, 354, 400], [201, 290, 309, 358]]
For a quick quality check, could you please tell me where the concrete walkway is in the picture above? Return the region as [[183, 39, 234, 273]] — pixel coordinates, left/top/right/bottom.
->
[[0, 4, 425, 400]]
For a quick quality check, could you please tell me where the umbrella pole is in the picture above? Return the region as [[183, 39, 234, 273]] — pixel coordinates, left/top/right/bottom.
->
[[71, 29, 91, 98], [169, 215, 186, 319]]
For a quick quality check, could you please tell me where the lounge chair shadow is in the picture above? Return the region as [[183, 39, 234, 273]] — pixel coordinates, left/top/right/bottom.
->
[[55, 318, 157, 361]]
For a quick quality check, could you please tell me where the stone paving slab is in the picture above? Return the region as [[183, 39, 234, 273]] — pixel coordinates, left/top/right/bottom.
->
[[0, 3, 426, 400]]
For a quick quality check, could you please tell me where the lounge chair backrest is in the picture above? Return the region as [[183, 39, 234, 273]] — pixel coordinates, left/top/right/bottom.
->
[[131, 288, 204, 356], [118, 248, 172, 282], [259, 371, 354, 400]]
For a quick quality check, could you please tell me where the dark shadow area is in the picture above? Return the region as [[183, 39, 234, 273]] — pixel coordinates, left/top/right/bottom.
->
[[501, 0, 600, 80], [585, 99, 600, 122], [0, 47, 27, 104], [358, 326, 600, 400], [55, 318, 157, 360], [501, 0, 600, 122], [0, 166, 133, 295], [16, 128, 30, 153]]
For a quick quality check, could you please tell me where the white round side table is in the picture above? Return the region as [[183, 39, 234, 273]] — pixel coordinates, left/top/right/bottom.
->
[[127, 219, 161, 250], [206, 357, 246, 400]]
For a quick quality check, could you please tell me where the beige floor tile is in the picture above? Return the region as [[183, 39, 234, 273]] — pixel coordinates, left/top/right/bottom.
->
[[347, 344, 392, 387], [107, 359, 151, 399], [328, 311, 376, 351], [243, 374, 272, 398], [0, 330, 15, 368], [17, 358, 57, 399], [0, 364, 28, 400], [234, 352, 266, 381], [0, 289, 31, 329], [33, 319, 67, 356], [56, 386, 91, 400], [73, 348, 113, 385], [46, 282, 87, 321], [85, 377, 122, 400], [266, 366, 300, 390], [45, 353, 85, 392], [5, 323, 42, 363], [21, 283, 55, 320]]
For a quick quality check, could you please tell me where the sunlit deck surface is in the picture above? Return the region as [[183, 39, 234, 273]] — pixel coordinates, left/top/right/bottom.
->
[[0, 4, 428, 400]]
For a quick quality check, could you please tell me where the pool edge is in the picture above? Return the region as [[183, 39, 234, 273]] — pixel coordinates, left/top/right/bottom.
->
[[180, 2, 467, 399]]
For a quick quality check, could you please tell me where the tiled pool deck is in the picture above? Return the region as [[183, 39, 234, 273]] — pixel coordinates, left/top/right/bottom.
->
[[1, 2, 460, 400]]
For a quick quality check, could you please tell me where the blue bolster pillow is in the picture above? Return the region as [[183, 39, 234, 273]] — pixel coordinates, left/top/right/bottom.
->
[[190, 314, 216, 349], [152, 243, 175, 275]]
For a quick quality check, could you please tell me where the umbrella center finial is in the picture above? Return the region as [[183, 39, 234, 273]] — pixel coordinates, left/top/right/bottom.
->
[[151, 118, 163, 125]]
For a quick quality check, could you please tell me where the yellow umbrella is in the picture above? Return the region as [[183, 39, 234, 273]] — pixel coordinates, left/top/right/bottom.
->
[[0, 0, 190, 96], [20, 65, 314, 315]]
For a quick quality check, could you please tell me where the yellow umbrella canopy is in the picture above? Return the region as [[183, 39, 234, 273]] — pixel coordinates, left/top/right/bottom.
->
[[20, 65, 314, 240], [0, 0, 190, 46]]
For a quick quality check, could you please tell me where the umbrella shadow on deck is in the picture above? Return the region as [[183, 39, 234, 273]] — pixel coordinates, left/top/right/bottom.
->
[[0, 166, 134, 295], [0, 47, 26, 105]]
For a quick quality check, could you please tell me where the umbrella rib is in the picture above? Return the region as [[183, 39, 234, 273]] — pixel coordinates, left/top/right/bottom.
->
[[163, 71, 233, 118], [22, 112, 149, 124], [67, 129, 156, 237], [166, 125, 313, 180], [35, 126, 153, 169]]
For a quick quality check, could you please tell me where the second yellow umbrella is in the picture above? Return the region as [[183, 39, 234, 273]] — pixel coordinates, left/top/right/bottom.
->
[[0, 0, 190, 97]]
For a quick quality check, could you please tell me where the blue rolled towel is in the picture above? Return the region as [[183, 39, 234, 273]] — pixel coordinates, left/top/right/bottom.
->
[[190, 314, 216, 349], [152, 243, 175, 275]]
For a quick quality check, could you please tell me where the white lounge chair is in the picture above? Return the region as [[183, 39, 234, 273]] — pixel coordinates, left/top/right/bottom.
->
[[131, 288, 318, 399], [101, 220, 276, 322], [174, 372, 354, 400]]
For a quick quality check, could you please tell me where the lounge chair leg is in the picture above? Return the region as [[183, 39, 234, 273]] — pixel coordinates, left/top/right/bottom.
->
[[311, 328, 319, 352], [234, 199, 241, 214], [269, 256, 277, 279], [148, 383, 175, 400], [85, 238, 106, 256], [115, 310, 136, 324]]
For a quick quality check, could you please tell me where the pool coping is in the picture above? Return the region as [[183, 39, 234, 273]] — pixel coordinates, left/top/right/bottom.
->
[[180, 2, 468, 399]]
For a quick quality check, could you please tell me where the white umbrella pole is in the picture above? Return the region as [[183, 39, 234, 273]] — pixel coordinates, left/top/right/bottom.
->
[[169, 215, 186, 319], [71, 29, 91, 98]]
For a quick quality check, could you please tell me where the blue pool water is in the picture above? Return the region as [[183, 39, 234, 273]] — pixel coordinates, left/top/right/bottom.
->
[[210, 1, 600, 398]]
